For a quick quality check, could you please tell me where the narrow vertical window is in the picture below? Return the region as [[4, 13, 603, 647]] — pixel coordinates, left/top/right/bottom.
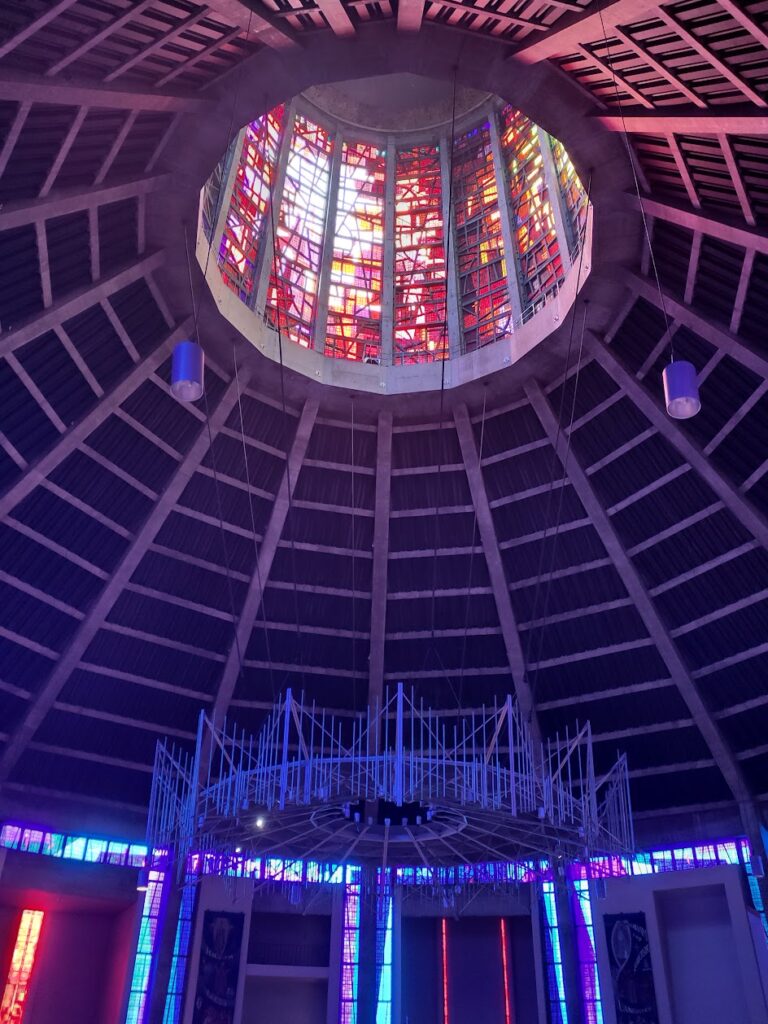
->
[[570, 878, 604, 1024], [500, 917, 514, 1024], [549, 137, 588, 254], [326, 141, 386, 361], [219, 106, 286, 301], [453, 124, 513, 352], [0, 909, 44, 1023], [267, 115, 333, 348], [499, 107, 564, 316], [394, 144, 447, 364], [541, 880, 569, 1024], [441, 917, 449, 1024], [124, 869, 166, 1024], [340, 866, 361, 1024]]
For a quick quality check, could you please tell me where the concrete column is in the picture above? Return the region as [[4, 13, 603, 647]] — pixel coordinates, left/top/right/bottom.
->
[[253, 104, 297, 316], [487, 109, 524, 328], [381, 140, 397, 366], [312, 133, 344, 353], [540, 131, 574, 270], [438, 134, 463, 359]]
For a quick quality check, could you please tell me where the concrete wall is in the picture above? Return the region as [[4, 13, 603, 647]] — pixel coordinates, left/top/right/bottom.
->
[[242, 975, 327, 1024], [593, 866, 768, 1024]]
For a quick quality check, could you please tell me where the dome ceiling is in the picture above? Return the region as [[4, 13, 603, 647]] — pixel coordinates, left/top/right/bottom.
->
[[0, 0, 765, 849]]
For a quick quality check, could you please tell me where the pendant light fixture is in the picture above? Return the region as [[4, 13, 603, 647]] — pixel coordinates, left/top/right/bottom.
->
[[662, 359, 700, 419], [171, 339, 204, 402]]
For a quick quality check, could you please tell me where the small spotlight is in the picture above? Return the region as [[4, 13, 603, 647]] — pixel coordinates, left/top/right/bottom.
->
[[235, 846, 242, 854], [255, 817, 265, 829], [136, 868, 149, 892]]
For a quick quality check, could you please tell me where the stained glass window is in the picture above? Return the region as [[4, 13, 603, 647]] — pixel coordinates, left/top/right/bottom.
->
[[125, 869, 166, 1024], [394, 145, 447, 364], [0, 910, 44, 1023], [375, 879, 393, 1024], [570, 880, 604, 1024], [162, 877, 197, 1024], [340, 866, 361, 1024], [541, 881, 569, 1024], [219, 106, 286, 302], [549, 136, 588, 253], [201, 136, 238, 243], [452, 124, 513, 353], [326, 141, 386, 361], [267, 114, 334, 349], [499, 106, 564, 317], [500, 918, 513, 1024]]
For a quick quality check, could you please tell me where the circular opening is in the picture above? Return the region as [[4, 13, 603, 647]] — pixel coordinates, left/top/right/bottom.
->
[[198, 74, 591, 394]]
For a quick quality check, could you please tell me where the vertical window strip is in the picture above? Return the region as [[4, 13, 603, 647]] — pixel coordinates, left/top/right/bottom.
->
[[499, 106, 563, 317], [452, 123, 513, 353], [219, 106, 286, 302], [326, 141, 386, 361], [124, 869, 166, 1024], [549, 137, 588, 255], [0, 909, 44, 1023], [375, 888, 393, 1024], [201, 134, 239, 243], [570, 879, 604, 1024], [441, 917, 449, 1024], [393, 144, 448, 364], [500, 917, 513, 1024], [162, 879, 197, 1024], [340, 866, 361, 1024], [540, 881, 569, 1024], [267, 114, 333, 349]]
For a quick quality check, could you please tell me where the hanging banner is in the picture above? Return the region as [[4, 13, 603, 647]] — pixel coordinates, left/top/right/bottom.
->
[[192, 910, 245, 1024], [603, 911, 660, 1024]]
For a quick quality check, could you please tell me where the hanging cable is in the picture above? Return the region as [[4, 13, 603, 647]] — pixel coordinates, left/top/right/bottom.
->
[[456, 384, 488, 710], [267, 114, 308, 700], [232, 343, 277, 701], [350, 395, 358, 711], [527, 300, 590, 708], [424, 62, 460, 690], [595, 0, 673, 356], [520, 173, 593, 706], [184, 224, 247, 699]]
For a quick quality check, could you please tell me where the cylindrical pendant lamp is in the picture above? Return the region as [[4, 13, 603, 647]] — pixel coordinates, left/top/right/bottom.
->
[[171, 340, 204, 402], [662, 360, 700, 419]]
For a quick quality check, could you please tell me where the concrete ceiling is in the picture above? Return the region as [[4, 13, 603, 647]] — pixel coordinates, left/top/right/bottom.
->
[[0, 0, 766, 852]]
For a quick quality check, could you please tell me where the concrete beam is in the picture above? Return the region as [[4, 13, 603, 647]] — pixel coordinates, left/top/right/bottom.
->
[[629, 193, 768, 255], [600, 112, 768, 135], [0, 68, 211, 112], [628, 271, 768, 381], [211, 397, 319, 723], [0, 250, 165, 355], [453, 402, 538, 735], [525, 378, 755, 809], [0, 370, 245, 786], [589, 335, 768, 550], [512, 0, 660, 64]]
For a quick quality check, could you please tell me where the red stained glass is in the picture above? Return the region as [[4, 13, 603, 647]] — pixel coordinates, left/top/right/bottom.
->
[[394, 145, 448, 365], [219, 106, 286, 302], [266, 115, 334, 349], [0, 910, 44, 1023], [452, 124, 513, 353], [325, 141, 386, 361], [499, 106, 563, 316]]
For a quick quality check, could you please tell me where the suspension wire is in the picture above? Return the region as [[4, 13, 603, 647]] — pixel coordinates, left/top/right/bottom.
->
[[456, 384, 488, 709], [184, 224, 246, 700], [595, 0, 674, 357], [424, 62, 460, 689], [350, 396, 358, 711], [232, 344, 277, 701], [527, 300, 590, 708], [520, 174, 593, 696], [267, 121, 308, 701]]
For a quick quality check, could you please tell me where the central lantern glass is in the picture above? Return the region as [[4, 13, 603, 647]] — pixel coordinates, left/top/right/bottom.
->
[[200, 91, 589, 373]]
